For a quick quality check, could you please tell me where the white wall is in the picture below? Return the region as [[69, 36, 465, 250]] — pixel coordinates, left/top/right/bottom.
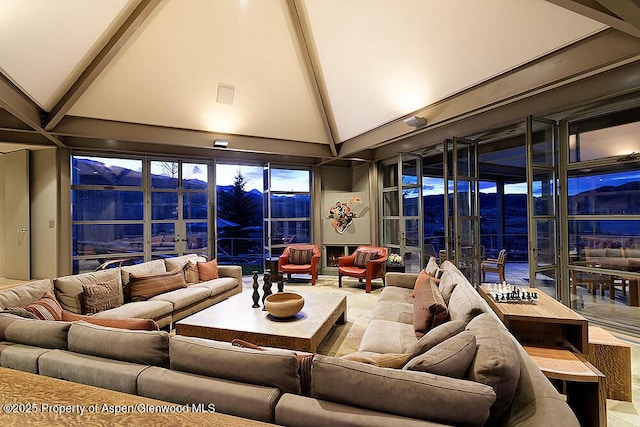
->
[[30, 149, 58, 279], [0, 155, 6, 277]]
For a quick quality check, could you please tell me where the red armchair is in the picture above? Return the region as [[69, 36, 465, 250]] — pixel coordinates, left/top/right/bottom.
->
[[278, 244, 321, 285], [338, 246, 388, 293]]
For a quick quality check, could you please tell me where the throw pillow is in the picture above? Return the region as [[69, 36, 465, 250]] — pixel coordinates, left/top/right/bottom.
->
[[353, 250, 378, 268], [82, 278, 121, 314], [184, 260, 200, 284], [197, 259, 219, 281], [341, 351, 412, 369], [466, 313, 521, 425], [288, 248, 313, 265], [412, 269, 430, 298], [403, 331, 476, 378], [424, 256, 438, 275], [129, 268, 187, 302], [408, 319, 467, 358], [231, 338, 314, 396], [2, 307, 38, 319], [61, 311, 159, 331], [413, 279, 448, 338], [23, 292, 64, 321]]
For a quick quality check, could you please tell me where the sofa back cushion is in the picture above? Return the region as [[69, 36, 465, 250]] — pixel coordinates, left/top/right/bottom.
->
[[163, 254, 199, 272], [121, 259, 166, 286], [54, 269, 122, 314], [311, 355, 495, 426], [68, 321, 169, 366], [448, 282, 486, 322], [0, 279, 53, 309], [424, 256, 438, 275], [170, 335, 301, 394], [4, 317, 71, 349], [466, 313, 521, 425], [437, 270, 458, 304], [403, 331, 476, 378], [408, 319, 467, 357], [128, 268, 186, 302]]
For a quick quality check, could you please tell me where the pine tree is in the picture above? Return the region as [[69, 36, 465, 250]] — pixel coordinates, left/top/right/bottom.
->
[[217, 171, 258, 254]]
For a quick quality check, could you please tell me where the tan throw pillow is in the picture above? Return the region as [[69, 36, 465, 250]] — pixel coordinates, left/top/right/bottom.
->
[[424, 256, 438, 275], [288, 248, 313, 265], [197, 259, 219, 281], [129, 268, 186, 301], [341, 351, 412, 369], [412, 269, 430, 298], [82, 278, 121, 314], [184, 260, 200, 284], [408, 320, 467, 358], [403, 331, 476, 378], [23, 292, 63, 321], [413, 279, 448, 338], [353, 250, 378, 268]]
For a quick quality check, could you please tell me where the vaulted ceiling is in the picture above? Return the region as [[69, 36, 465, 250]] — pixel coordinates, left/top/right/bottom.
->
[[1, 0, 639, 164]]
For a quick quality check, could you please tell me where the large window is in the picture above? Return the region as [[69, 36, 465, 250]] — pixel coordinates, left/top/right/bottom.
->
[[72, 155, 211, 273], [71, 156, 145, 272], [565, 107, 640, 318], [264, 166, 312, 258]]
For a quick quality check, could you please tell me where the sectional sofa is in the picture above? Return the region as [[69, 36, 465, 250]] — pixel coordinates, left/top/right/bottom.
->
[[0, 256, 579, 426]]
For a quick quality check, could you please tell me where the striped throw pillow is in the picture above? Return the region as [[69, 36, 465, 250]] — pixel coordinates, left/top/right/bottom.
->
[[353, 250, 378, 268], [289, 248, 313, 265], [23, 292, 64, 321]]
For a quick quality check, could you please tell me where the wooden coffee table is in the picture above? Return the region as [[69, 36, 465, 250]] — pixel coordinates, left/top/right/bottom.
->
[[175, 291, 347, 352]]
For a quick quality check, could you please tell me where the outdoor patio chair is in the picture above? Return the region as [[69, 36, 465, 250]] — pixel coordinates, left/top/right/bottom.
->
[[481, 249, 507, 283]]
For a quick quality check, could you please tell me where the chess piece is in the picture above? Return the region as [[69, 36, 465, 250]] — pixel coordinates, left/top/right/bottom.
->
[[251, 271, 260, 308], [262, 270, 273, 310]]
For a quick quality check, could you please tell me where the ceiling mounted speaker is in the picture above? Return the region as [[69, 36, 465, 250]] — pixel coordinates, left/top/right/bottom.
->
[[403, 116, 427, 128]]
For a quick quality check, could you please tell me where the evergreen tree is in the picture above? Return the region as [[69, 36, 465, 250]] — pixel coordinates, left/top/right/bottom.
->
[[217, 171, 258, 253]]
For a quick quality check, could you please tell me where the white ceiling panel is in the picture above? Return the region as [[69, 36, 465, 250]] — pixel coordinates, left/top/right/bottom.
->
[[0, 0, 135, 110], [303, 0, 605, 141], [68, 0, 331, 144]]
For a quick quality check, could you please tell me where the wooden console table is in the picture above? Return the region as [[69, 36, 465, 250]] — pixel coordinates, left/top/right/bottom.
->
[[478, 285, 589, 352], [524, 346, 606, 427]]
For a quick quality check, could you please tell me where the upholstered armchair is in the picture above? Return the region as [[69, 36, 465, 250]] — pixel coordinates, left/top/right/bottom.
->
[[338, 246, 388, 293], [278, 244, 321, 285]]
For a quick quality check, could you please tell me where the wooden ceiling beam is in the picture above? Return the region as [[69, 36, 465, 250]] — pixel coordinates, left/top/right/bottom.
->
[[44, 0, 162, 131]]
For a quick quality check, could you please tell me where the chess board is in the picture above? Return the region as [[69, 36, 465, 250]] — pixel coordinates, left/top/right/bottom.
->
[[485, 283, 539, 304]]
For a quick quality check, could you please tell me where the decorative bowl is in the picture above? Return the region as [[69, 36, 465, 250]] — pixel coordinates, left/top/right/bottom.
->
[[265, 292, 305, 318]]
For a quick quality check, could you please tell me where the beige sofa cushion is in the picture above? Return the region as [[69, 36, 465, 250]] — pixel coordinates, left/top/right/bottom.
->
[[54, 269, 122, 314], [358, 319, 418, 354], [311, 355, 496, 426], [121, 259, 166, 286], [68, 321, 169, 367], [466, 313, 521, 425], [0, 279, 53, 309], [4, 318, 71, 349], [437, 270, 458, 304], [407, 319, 468, 357], [403, 331, 476, 378], [170, 335, 301, 394], [448, 282, 485, 322], [163, 253, 199, 272], [424, 256, 438, 275]]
